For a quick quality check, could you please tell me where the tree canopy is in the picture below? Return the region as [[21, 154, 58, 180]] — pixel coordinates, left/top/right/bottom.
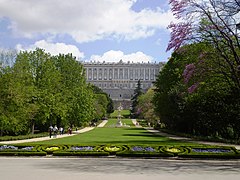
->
[[0, 49, 109, 136]]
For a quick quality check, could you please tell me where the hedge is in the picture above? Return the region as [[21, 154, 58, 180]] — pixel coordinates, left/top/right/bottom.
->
[[0, 144, 239, 158], [178, 146, 240, 159], [53, 151, 110, 156], [0, 151, 46, 156]]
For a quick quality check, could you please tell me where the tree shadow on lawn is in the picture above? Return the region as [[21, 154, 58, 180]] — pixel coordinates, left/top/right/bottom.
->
[[123, 133, 164, 138], [121, 132, 199, 145], [93, 139, 194, 145]]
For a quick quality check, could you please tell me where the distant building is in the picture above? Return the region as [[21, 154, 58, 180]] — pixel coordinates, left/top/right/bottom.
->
[[83, 60, 164, 109]]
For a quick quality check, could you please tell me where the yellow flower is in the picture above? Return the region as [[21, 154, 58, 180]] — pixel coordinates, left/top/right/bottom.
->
[[165, 147, 181, 153], [46, 147, 60, 151], [105, 146, 120, 152]]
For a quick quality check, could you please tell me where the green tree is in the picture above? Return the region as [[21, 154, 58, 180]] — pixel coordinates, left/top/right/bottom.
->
[[53, 53, 95, 128], [137, 88, 159, 126], [131, 80, 143, 118], [91, 85, 114, 114], [0, 49, 97, 135], [154, 42, 240, 139]]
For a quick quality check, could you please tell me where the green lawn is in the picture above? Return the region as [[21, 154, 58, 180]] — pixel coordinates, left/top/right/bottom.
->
[[28, 120, 198, 146], [110, 110, 131, 118], [104, 119, 134, 127]]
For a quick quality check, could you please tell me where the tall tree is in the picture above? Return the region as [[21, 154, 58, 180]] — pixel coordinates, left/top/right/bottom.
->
[[137, 88, 159, 126], [131, 80, 143, 118], [0, 49, 97, 135], [168, 0, 240, 93]]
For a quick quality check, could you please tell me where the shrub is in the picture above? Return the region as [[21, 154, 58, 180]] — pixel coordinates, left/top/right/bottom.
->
[[0, 151, 46, 156], [53, 151, 109, 156], [159, 146, 189, 156], [36, 145, 69, 154], [178, 146, 240, 159]]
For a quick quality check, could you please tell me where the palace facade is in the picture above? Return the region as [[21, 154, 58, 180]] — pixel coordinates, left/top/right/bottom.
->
[[83, 60, 164, 108]]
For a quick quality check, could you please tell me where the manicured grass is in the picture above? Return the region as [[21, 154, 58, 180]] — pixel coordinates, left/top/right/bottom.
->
[[3, 118, 239, 159], [110, 110, 131, 118], [104, 119, 134, 127], [28, 125, 198, 146]]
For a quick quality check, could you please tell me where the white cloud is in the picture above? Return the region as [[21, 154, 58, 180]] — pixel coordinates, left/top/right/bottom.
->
[[0, 0, 175, 42], [16, 40, 84, 59], [89, 50, 153, 63]]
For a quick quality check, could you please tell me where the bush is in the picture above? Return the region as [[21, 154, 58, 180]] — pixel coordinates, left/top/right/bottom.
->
[[37, 145, 69, 154], [0, 151, 46, 156], [53, 151, 109, 156], [0, 133, 48, 141], [0, 144, 239, 159], [178, 146, 240, 159], [116, 151, 173, 157], [159, 146, 190, 156]]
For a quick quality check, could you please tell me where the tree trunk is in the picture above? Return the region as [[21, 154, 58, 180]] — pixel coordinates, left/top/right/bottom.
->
[[31, 120, 35, 134]]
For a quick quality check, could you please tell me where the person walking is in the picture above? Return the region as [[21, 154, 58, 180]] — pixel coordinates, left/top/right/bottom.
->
[[53, 125, 58, 138], [59, 127, 63, 135], [68, 127, 72, 135], [49, 125, 53, 138]]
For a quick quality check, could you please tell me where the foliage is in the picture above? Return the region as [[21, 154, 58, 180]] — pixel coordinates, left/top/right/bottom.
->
[[0, 48, 99, 136], [110, 110, 131, 118], [168, 0, 240, 93], [0, 143, 239, 159], [130, 80, 143, 118], [154, 42, 240, 139], [91, 85, 114, 115], [0, 132, 48, 141], [137, 88, 159, 127]]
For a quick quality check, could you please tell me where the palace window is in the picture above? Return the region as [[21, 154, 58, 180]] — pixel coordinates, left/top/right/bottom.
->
[[88, 68, 92, 80], [93, 68, 97, 80], [99, 68, 102, 80], [114, 68, 118, 79], [109, 69, 113, 80], [104, 69, 107, 80], [119, 68, 123, 79]]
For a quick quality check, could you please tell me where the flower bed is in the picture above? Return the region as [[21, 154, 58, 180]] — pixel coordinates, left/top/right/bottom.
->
[[131, 146, 156, 152], [159, 146, 189, 156], [53, 145, 109, 156], [0, 144, 239, 158], [0, 145, 36, 151], [71, 146, 94, 151], [0, 144, 45, 156], [116, 145, 173, 157], [191, 148, 232, 153], [178, 146, 240, 159]]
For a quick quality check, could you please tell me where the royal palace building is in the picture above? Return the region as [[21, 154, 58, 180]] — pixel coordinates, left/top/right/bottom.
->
[[83, 60, 164, 108]]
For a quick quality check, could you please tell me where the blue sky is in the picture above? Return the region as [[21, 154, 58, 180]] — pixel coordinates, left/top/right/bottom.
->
[[0, 0, 175, 63]]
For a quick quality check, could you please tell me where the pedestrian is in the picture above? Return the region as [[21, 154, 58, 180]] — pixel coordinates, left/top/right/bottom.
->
[[68, 127, 72, 135], [49, 125, 53, 138], [59, 127, 63, 135], [53, 125, 58, 138]]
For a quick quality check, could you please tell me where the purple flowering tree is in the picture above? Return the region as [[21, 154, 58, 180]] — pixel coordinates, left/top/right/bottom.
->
[[168, 0, 240, 92], [183, 63, 195, 84]]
